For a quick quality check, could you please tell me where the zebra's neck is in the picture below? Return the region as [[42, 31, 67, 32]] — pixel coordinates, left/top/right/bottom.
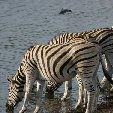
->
[[14, 66, 26, 86]]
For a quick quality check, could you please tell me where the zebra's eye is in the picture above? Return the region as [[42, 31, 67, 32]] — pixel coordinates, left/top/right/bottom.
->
[[21, 63, 24, 66], [11, 80, 16, 84], [8, 86, 12, 90]]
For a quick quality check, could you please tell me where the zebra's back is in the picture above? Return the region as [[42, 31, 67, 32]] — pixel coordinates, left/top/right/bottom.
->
[[32, 41, 100, 83], [46, 27, 113, 93]]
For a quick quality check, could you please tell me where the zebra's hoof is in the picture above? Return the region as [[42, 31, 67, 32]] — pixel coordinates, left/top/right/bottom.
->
[[61, 96, 70, 101], [75, 104, 83, 111], [19, 108, 26, 113], [45, 92, 54, 99], [61, 97, 66, 101], [33, 106, 40, 113]]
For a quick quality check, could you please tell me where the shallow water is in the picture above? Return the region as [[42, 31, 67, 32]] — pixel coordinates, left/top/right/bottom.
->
[[1, 0, 113, 113]]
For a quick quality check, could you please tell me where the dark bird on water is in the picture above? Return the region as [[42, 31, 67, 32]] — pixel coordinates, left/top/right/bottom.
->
[[59, 8, 72, 14]]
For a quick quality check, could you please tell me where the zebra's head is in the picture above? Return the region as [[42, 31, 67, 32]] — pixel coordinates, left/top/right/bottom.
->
[[6, 76, 24, 112]]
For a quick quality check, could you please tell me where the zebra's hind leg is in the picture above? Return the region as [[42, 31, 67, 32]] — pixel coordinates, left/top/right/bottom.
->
[[61, 80, 72, 100], [82, 77, 97, 113], [75, 74, 85, 110], [33, 80, 45, 113], [92, 74, 99, 112]]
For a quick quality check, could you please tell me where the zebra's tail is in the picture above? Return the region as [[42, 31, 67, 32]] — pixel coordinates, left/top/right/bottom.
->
[[100, 55, 113, 85]]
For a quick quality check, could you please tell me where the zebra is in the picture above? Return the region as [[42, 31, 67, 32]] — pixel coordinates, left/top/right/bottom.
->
[[6, 40, 100, 113], [45, 27, 113, 103]]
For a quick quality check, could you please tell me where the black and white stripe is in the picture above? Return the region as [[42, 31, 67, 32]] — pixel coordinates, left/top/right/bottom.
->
[[46, 27, 113, 94], [6, 41, 100, 113]]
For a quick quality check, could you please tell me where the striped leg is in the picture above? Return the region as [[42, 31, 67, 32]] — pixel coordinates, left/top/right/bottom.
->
[[75, 74, 100, 111], [75, 74, 85, 109], [82, 77, 97, 113], [92, 72, 99, 112]]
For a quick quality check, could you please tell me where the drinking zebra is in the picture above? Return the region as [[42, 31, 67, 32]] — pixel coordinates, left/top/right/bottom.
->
[[45, 27, 113, 102], [6, 40, 100, 113]]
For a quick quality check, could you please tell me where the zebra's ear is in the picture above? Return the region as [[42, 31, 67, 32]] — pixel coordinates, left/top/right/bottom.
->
[[7, 76, 14, 82], [7, 77, 12, 82]]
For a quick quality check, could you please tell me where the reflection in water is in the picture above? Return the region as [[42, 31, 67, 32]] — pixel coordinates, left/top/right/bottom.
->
[[61, 100, 73, 113], [44, 98, 62, 113]]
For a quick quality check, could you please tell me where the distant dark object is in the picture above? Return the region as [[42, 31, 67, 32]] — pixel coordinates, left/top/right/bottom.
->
[[59, 8, 72, 14]]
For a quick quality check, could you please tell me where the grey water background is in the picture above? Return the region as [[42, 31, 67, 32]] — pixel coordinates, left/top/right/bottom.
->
[[1, 0, 113, 112]]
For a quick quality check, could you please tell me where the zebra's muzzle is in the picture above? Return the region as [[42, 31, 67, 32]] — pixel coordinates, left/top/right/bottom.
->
[[6, 98, 21, 113], [6, 102, 14, 113]]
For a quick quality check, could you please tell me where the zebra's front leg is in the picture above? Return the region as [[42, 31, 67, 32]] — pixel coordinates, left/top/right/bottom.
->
[[61, 80, 72, 101], [91, 73, 99, 112], [19, 74, 35, 113], [33, 80, 45, 113]]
